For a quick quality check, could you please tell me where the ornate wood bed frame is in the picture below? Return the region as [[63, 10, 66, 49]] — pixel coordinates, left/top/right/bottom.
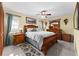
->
[[23, 24, 61, 55]]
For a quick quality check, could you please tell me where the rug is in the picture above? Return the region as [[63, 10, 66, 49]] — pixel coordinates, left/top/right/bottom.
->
[[16, 42, 44, 56], [47, 40, 76, 56]]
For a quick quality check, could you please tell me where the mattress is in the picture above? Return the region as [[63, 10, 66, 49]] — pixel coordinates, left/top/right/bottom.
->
[[25, 31, 55, 50]]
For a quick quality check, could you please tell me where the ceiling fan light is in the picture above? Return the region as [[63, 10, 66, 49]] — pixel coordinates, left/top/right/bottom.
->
[[41, 15, 47, 19]]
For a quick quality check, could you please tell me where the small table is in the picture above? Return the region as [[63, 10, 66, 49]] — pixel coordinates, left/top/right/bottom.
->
[[13, 33, 25, 45]]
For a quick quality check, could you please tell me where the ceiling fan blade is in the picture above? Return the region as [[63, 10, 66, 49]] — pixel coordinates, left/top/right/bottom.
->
[[47, 14, 51, 15]]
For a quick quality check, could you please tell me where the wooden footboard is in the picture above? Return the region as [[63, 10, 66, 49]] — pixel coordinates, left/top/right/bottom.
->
[[41, 34, 60, 55]]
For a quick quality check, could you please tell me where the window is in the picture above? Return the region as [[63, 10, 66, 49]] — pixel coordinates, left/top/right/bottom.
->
[[11, 16, 20, 32]]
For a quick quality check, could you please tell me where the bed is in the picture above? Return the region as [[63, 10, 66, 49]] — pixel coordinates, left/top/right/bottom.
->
[[24, 25, 61, 55]]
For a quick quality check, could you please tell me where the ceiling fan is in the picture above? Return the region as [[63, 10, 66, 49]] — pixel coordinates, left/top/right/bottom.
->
[[37, 10, 52, 19], [37, 10, 51, 15], [40, 10, 51, 15]]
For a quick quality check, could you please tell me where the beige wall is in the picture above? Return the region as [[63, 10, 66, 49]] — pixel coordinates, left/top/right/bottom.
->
[[60, 14, 74, 35], [49, 14, 74, 35]]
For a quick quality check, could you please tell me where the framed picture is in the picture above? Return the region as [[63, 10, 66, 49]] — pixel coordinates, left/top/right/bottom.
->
[[26, 17, 36, 24]]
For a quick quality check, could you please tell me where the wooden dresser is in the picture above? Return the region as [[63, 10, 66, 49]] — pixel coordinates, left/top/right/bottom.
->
[[13, 33, 25, 45], [62, 34, 71, 42]]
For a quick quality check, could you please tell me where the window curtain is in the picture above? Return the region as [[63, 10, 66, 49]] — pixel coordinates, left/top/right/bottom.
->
[[5, 14, 13, 46]]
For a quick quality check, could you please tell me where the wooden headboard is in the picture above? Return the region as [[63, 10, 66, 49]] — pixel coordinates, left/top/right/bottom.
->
[[24, 20, 61, 34], [24, 25, 38, 33]]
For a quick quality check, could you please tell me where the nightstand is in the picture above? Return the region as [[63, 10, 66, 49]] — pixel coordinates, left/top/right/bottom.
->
[[62, 34, 71, 42], [13, 33, 25, 45]]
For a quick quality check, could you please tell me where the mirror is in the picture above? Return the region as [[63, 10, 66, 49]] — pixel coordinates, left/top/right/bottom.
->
[[49, 19, 60, 29], [74, 3, 78, 29]]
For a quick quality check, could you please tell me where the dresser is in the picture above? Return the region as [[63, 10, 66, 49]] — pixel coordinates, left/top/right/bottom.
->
[[13, 33, 25, 45], [62, 34, 71, 42]]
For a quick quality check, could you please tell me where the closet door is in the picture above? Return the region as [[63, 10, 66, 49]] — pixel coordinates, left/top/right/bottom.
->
[[0, 2, 4, 56]]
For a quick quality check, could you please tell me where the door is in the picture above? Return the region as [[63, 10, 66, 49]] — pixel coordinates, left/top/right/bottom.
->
[[0, 2, 4, 56]]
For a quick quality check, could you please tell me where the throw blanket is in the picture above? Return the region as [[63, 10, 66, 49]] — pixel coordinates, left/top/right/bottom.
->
[[25, 31, 55, 50]]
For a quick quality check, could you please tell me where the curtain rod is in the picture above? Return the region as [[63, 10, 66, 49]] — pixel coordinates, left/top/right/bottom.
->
[[6, 13, 21, 17]]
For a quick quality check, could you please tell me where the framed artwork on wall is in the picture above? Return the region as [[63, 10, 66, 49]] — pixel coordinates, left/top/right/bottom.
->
[[26, 17, 36, 24]]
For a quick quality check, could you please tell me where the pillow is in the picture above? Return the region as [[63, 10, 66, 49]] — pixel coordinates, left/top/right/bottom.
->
[[27, 28, 37, 32], [31, 28, 37, 31]]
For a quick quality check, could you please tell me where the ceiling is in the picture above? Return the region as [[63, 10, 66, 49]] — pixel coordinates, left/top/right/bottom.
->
[[3, 2, 75, 18]]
